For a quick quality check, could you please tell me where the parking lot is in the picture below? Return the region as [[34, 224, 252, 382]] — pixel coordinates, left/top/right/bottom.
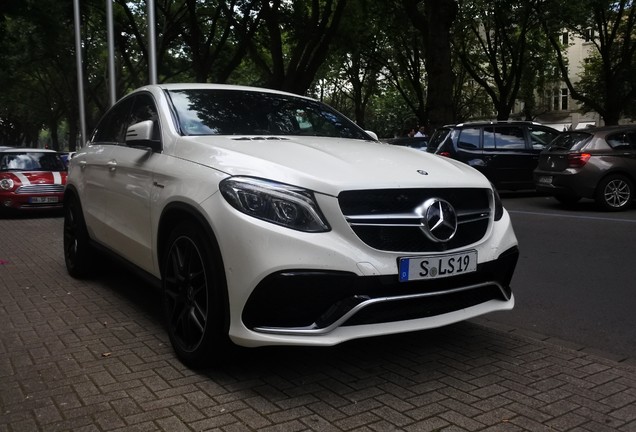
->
[[1, 214, 636, 431]]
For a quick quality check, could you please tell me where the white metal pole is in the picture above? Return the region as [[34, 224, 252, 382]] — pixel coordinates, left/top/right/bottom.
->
[[73, 0, 87, 147]]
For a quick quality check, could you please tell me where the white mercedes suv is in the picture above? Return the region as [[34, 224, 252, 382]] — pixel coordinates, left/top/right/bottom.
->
[[64, 83, 518, 367]]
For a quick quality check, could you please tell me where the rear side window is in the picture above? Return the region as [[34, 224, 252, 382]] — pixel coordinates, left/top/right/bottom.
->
[[529, 126, 559, 150], [606, 132, 636, 150], [92, 97, 134, 144], [483, 126, 525, 150], [457, 127, 480, 149]]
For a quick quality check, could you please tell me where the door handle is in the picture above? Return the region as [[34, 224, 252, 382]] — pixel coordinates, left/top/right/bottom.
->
[[107, 160, 117, 172]]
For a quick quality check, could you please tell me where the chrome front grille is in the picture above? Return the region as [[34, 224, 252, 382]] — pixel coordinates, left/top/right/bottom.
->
[[339, 188, 492, 252], [16, 184, 65, 194]]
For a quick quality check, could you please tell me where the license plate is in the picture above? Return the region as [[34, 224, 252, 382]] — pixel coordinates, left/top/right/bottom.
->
[[29, 196, 59, 204], [538, 176, 553, 185], [399, 250, 477, 282]]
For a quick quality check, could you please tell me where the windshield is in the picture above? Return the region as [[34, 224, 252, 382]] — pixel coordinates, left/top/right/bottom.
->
[[167, 89, 370, 140], [426, 127, 451, 153], [0, 152, 65, 172], [547, 132, 591, 151]]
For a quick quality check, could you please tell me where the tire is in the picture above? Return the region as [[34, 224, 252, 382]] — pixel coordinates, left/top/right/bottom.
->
[[162, 222, 231, 368], [554, 195, 581, 206], [595, 174, 633, 211], [63, 196, 95, 278]]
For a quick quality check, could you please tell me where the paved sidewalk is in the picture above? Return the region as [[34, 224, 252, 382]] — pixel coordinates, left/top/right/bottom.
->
[[1, 216, 635, 432]]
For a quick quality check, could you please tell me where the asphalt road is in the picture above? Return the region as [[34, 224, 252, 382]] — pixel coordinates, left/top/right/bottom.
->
[[485, 192, 636, 361]]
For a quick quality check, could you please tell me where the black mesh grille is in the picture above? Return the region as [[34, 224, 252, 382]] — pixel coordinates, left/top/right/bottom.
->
[[338, 188, 491, 252]]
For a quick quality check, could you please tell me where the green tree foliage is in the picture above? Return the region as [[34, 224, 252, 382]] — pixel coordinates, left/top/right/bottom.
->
[[247, 0, 348, 94], [0, 0, 80, 149], [0, 0, 458, 143], [454, 0, 540, 120], [5, 0, 635, 146], [537, 0, 636, 125], [516, 24, 562, 120], [313, 0, 384, 130]]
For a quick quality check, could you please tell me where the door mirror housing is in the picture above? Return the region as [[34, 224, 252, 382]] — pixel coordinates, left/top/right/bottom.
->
[[126, 120, 161, 152]]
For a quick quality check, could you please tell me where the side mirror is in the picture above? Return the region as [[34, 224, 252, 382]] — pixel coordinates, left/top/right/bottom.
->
[[126, 120, 161, 152], [365, 130, 379, 141]]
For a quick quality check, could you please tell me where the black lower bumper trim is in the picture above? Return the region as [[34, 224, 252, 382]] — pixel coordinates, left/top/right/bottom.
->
[[242, 246, 519, 330]]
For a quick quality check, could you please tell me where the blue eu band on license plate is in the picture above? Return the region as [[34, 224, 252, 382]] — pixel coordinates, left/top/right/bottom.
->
[[399, 250, 478, 282]]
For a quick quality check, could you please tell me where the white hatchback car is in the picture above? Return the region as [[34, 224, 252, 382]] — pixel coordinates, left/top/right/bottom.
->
[[64, 83, 518, 367]]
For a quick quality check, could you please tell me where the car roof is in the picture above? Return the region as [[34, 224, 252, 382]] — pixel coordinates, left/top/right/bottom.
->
[[564, 125, 636, 134], [449, 120, 555, 128], [132, 83, 316, 101], [0, 147, 57, 153]]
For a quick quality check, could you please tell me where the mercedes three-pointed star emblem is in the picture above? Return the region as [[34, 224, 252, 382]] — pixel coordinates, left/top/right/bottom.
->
[[415, 198, 458, 242]]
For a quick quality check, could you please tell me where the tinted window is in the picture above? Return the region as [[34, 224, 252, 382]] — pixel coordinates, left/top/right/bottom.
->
[[529, 126, 558, 150], [427, 128, 451, 153], [485, 126, 525, 150], [457, 127, 480, 149], [167, 89, 369, 140], [92, 97, 134, 144], [628, 132, 636, 150], [547, 132, 591, 151], [606, 132, 635, 150], [0, 152, 65, 171], [130, 94, 160, 142]]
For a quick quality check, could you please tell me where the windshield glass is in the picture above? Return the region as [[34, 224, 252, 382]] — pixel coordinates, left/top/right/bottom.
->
[[547, 132, 591, 151], [167, 89, 370, 140], [426, 127, 451, 153], [0, 152, 65, 172]]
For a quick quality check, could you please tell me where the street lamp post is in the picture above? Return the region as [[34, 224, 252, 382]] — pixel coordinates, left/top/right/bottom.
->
[[147, 0, 157, 84], [106, 0, 116, 106], [73, 0, 87, 148]]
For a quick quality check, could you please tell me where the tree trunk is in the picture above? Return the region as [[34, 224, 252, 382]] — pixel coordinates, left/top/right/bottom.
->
[[424, 0, 457, 130], [406, 0, 458, 132]]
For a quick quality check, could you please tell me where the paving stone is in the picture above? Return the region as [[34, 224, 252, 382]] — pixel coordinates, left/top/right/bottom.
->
[[2, 216, 636, 432]]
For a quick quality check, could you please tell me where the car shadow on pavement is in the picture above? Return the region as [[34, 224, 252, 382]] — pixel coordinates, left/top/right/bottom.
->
[[89, 251, 165, 323]]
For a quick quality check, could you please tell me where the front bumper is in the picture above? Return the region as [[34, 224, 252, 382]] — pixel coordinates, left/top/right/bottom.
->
[[0, 192, 64, 211], [243, 245, 518, 334], [204, 190, 519, 347]]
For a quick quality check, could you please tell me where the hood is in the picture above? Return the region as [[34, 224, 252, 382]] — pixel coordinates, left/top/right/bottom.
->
[[172, 136, 490, 196]]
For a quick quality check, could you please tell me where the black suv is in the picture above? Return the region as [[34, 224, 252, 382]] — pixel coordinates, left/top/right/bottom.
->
[[428, 121, 559, 190]]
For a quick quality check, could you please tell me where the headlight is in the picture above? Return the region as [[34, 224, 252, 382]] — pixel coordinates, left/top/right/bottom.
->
[[492, 184, 504, 221], [0, 178, 15, 190], [220, 177, 330, 232]]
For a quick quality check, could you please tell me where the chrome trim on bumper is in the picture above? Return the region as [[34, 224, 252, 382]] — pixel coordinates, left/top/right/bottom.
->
[[253, 281, 509, 336]]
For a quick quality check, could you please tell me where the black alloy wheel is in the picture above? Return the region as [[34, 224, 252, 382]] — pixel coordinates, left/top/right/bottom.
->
[[162, 222, 229, 367], [596, 174, 633, 211], [63, 197, 94, 278]]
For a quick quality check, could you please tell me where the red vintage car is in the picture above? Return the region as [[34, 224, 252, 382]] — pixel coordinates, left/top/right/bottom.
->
[[0, 147, 67, 213]]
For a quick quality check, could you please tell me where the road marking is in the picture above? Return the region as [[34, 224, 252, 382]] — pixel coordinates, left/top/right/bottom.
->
[[508, 209, 636, 223]]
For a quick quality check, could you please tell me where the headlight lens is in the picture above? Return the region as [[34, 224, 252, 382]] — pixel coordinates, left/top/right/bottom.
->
[[220, 177, 330, 232], [0, 178, 15, 190]]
